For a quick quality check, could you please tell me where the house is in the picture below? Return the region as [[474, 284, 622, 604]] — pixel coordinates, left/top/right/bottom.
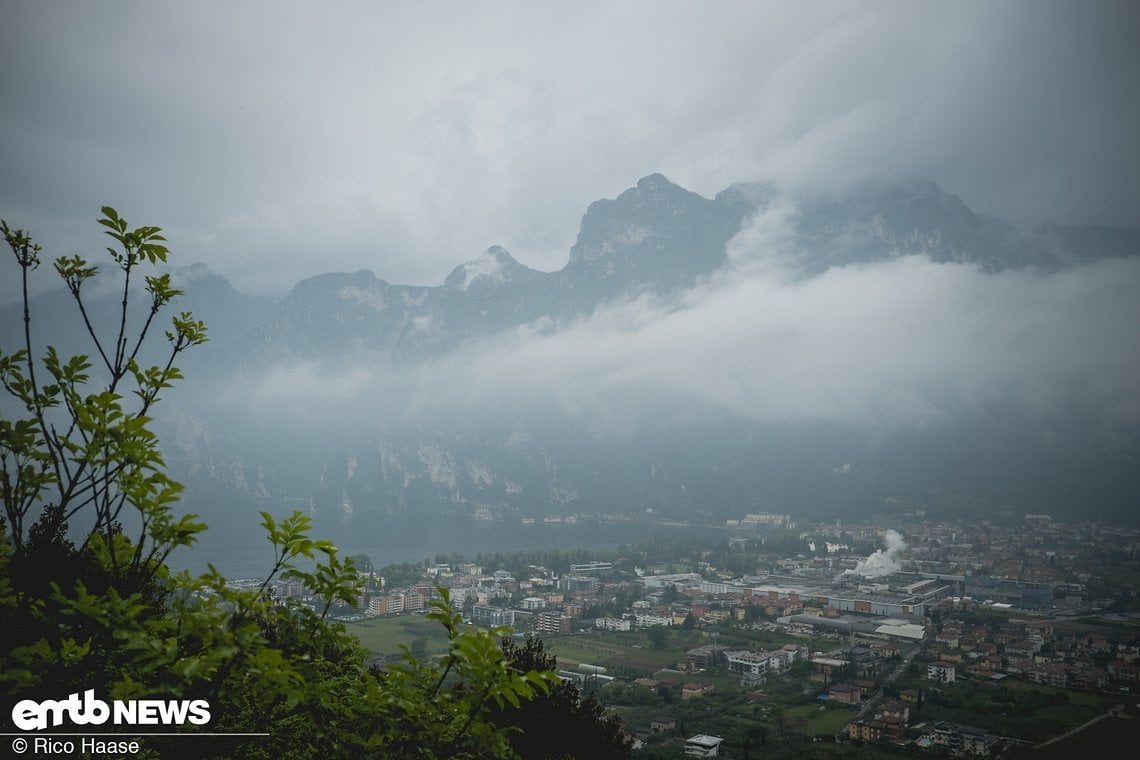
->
[[828, 682, 862, 705], [935, 631, 961, 648], [848, 715, 905, 742], [927, 661, 956, 683], [682, 682, 714, 700], [811, 656, 849, 680], [878, 699, 910, 724], [1005, 640, 1040, 658], [649, 715, 676, 733], [684, 734, 725, 757], [876, 714, 904, 739]]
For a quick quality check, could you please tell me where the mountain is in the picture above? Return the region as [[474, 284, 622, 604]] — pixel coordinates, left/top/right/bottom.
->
[[561, 173, 747, 295], [4, 176, 1138, 557], [230, 175, 1130, 368]]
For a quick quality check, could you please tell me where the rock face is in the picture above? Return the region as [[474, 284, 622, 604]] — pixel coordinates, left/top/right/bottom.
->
[[561, 173, 747, 294], [6, 175, 1138, 532], [243, 174, 1133, 368]]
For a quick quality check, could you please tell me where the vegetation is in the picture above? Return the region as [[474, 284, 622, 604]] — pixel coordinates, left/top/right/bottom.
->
[[489, 637, 629, 759], [0, 211, 574, 758]]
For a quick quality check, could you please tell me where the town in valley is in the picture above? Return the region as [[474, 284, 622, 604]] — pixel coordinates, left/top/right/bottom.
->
[[229, 510, 1140, 758]]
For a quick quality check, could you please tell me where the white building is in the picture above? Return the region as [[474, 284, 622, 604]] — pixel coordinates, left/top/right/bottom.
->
[[596, 617, 632, 632], [684, 734, 724, 757], [634, 613, 673, 628], [472, 605, 515, 627], [725, 651, 770, 676]]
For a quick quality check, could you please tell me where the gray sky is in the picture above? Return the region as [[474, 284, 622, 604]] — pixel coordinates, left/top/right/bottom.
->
[[2, 0, 1139, 302]]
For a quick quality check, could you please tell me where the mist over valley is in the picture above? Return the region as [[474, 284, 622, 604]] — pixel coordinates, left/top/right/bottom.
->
[[6, 175, 1137, 574]]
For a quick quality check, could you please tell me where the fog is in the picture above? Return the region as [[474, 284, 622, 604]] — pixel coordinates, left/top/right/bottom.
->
[[239, 202, 1140, 440], [3, 2, 1138, 301]]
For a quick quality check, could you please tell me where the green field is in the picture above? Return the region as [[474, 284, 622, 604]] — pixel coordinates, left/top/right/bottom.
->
[[544, 633, 685, 676], [783, 704, 856, 736], [344, 615, 452, 658], [344, 619, 692, 677]]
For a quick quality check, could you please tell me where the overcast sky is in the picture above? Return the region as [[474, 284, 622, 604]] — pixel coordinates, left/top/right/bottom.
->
[[2, 1, 1138, 303]]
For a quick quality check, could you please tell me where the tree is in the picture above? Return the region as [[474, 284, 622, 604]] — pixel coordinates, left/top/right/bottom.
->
[[1, 210, 556, 758], [2, 209, 206, 566], [490, 637, 631, 760], [349, 553, 374, 576], [647, 625, 670, 650]]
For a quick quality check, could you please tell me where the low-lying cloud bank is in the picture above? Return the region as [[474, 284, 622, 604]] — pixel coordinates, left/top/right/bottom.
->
[[238, 204, 1140, 442], [404, 213, 1140, 434]]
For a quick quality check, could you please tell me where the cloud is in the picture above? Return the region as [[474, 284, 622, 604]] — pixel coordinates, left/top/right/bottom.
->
[[2, 1, 1138, 307], [240, 360, 380, 421], [400, 203, 1140, 434]]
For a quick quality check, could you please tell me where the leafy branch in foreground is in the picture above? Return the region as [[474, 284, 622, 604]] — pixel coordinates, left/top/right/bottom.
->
[[0, 209, 567, 758], [2, 208, 206, 574]]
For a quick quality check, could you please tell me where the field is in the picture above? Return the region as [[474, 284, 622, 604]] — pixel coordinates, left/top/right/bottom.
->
[[344, 618, 695, 676], [544, 633, 684, 676], [343, 614, 452, 658], [783, 704, 858, 736]]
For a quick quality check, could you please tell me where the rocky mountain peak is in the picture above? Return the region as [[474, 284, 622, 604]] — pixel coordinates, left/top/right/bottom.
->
[[563, 174, 748, 288], [443, 246, 525, 291]]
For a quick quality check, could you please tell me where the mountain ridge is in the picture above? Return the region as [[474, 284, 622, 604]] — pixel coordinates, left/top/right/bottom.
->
[[3, 175, 1138, 541]]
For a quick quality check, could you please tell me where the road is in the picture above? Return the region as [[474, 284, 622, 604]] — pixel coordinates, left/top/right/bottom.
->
[[853, 631, 932, 723]]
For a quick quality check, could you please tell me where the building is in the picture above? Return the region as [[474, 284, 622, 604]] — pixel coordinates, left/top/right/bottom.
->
[[471, 605, 515, 628], [725, 650, 772, 677], [686, 645, 725, 668], [963, 576, 1052, 609], [596, 617, 632, 632], [828, 683, 862, 705], [878, 700, 910, 724], [634, 613, 672, 628], [682, 683, 714, 700], [848, 716, 904, 742], [928, 721, 992, 756], [536, 611, 572, 635], [561, 575, 600, 593], [927, 661, 956, 683], [684, 734, 724, 757], [570, 562, 612, 574]]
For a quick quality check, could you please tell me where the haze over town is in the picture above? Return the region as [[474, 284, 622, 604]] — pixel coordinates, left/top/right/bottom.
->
[[4, 3, 1140, 758]]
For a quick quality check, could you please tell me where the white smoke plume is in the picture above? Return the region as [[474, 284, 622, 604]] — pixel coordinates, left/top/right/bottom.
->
[[847, 529, 907, 579]]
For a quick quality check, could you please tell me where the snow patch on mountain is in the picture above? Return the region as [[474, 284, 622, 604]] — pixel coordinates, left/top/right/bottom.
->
[[449, 246, 514, 290]]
